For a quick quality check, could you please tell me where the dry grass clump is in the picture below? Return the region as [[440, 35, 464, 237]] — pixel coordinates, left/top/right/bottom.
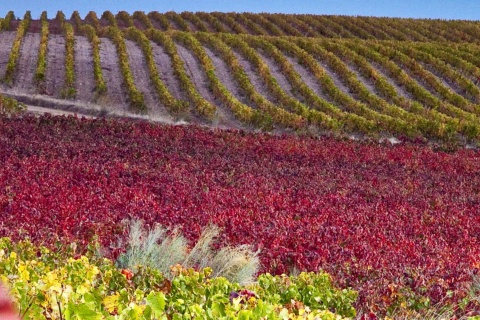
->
[[116, 220, 260, 285]]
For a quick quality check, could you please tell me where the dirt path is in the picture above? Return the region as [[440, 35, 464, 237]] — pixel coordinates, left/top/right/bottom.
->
[[232, 50, 278, 103], [0, 32, 18, 79], [203, 46, 249, 105], [74, 35, 96, 103], [98, 38, 128, 112], [175, 43, 245, 129], [257, 51, 298, 98], [45, 34, 66, 98], [316, 59, 352, 95], [175, 43, 216, 104], [369, 62, 413, 100], [15, 33, 40, 93], [150, 41, 185, 101], [124, 39, 172, 120], [284, 55, 334, 103]]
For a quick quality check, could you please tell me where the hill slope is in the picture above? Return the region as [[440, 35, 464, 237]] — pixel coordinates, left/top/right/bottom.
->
[[2, 11, 480, 144]]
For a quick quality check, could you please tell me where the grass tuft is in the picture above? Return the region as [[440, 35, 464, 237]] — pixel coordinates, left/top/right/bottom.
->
[[116, 220, 259, 285]]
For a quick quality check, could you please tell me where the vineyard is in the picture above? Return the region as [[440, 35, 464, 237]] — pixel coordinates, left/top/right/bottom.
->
[[1, 11, 480, 142], [3, 10, 480, 319]]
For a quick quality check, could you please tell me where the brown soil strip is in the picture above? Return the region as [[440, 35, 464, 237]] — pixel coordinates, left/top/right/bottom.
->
[[231, 50, 277, 103], [45, 34, 66, 98], [369, 62, 413, 100], [148, 16, 167, 31], [124, 39, 172, 120], [316, 59, 352, 95], [14, 33, 40, 93], [284, 55, 334, 103], [257, 51, 297, 98], [175, 43, 216, 104], [420, 62, 468, 99], [175, 43, 245, 129], [74, 35, 96, 103], [0, 32, 18, 79], [98, 37, 128, 112], [203, 46, 249, 105], [150, 40, 185, 101]]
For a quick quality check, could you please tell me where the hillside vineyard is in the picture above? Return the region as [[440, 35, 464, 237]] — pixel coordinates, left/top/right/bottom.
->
[[2, 11, 480, 141]]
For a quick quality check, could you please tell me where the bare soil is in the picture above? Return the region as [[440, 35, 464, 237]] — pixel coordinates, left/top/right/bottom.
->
[[284, 55, 333, 103], [203, 46, 249, 105], [74, 35, 96, 103], [257, 51, 297, 98], [369, 61, 413, 100], [232, 50, 278, 103], [175, 43, 216, 104], [14, 33, 40, 93], [98, 37, 128, 112], [124, 39, 172, 120], [0, 32, 17, 79], [175, 42, 245, 129], [150, 40, 185, 101], [45, 34, 66, 98]]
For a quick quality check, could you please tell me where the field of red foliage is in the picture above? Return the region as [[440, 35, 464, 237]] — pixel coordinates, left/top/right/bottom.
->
[[1, 114, 480, 313]]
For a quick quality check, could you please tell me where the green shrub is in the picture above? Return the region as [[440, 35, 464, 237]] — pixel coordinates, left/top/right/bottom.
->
[[0, 237, 357, 319]]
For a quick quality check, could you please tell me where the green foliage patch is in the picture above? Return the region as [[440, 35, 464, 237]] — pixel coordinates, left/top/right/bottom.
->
[[0, 237, 357, 319]]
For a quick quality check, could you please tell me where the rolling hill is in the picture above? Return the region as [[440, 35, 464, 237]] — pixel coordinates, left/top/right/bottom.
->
[[2, 10, 480, 144]]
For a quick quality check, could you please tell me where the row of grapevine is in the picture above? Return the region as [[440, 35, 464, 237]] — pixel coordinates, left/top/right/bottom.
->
[[180, 12, 208, 32], [370, 42, 477, 115], [388, 42, 480, 104], [1, 11, 14, 31], [195, 12, 227, 33], [132, 11, 154, 30], [341, 40, 480, 138], [287, 37, 415, 135], [210, 12, 248, 34], [240, 35, 370, 132], [196, 33, 309, 129], [144, 29, 216, 119], [104, 12, 146, 112], [116, 11, 134, 28], [165, 11, 189, 32], [3, 11, 31, 85], [70, 10, 82, 32], [147, 11, 170, 31], [319, 39, 456, 139], [123, 27, 186, 113], [62, 18, 77, 99], [80, 25, 107, 96], [173, 32, 268, 126], [34, 11, 49, 93], [8, 11, 480, 43], [84, 11, 102, 35]]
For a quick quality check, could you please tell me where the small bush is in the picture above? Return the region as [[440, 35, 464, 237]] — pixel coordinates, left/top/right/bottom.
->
[[116, 220, 260, 285]]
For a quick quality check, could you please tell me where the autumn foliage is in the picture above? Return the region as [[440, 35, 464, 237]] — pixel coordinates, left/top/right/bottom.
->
[[0, 114, 480, 315]]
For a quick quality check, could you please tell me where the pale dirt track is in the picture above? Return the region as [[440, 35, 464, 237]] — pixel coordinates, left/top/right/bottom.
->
[[98, 37, 128, 111], [0, 32, 16, 79], [74, 35, 96, 103], [15, 33, 40, 93], [45, 34, 66, 98]]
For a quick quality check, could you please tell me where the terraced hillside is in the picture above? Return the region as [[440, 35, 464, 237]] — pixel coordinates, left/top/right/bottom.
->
[[3, 10, 480, 143]]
